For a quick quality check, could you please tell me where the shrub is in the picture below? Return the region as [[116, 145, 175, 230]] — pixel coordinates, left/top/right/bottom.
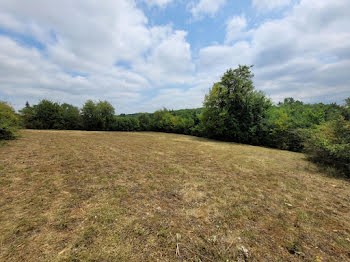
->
[[137, 113, 152, 131], [111, 117, 140, 131], [0, 101, 19, 140], [305, 117, 350, 177], [266, 128, 308, 152]]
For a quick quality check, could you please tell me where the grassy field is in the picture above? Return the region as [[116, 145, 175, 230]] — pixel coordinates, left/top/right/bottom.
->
[[0, 130, 349, 261]]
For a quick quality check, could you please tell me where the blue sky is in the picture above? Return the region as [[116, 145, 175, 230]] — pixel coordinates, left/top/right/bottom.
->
[[0, 0, 349, 113]]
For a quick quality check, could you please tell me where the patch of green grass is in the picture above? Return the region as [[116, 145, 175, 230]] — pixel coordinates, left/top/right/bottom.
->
[[0, 177, 12, 186], [242, 230, 256, 240], [157, 227, 169, 238], [296, 210, 310, 222]]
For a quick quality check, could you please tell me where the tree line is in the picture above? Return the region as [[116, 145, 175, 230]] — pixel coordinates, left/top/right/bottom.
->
[[1, 65, 349, 176], [19, 100, 202, 133]]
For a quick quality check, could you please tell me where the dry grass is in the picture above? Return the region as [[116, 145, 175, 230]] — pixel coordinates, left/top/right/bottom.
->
[[0, 130, 349, 262]]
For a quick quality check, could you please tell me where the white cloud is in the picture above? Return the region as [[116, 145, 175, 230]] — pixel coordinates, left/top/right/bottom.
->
[[252, 0, 292, 11], [141, 0, 173, 8], [138, 85, 207, 112], [198, 0, 350, 103], [0, 0, 350, 113], [225, 15, 247, 43], [0, 35, 146, 112], [198, 41, 253, 74], [135, 28, 195, 85], [0, 0, 196, 112], [0, 0, 152, 70], [190, 0, 227, 19]]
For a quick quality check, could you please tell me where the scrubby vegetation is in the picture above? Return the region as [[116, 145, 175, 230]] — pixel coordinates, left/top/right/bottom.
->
[[0, 101, 19, 140], [305, 117, 350, 175]]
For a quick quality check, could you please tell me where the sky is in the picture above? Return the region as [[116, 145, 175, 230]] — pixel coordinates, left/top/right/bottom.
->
[[0, 0, 349, 113]]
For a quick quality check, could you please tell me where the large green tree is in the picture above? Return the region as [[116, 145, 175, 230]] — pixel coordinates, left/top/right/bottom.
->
[[96, 101, 115, 130], [81, 100, 99, 130], [201, 65, 271, 144], [29, 100, 63, 129], [19, 102, 35, 129], [81, 100, 115, 130], [61, 103, 82, 130]]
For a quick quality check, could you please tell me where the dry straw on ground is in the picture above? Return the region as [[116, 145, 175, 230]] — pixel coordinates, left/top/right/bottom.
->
[[0, 130, 349, 261]]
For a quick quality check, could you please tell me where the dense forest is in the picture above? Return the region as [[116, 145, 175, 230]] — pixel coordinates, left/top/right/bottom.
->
[[1, 65, 349, 176]]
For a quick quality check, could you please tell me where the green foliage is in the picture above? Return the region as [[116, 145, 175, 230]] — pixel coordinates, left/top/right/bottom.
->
[[305, 117, 350, 177], [344, 98, 350, 120], [324, 103, 345, 122], [81, 100, 115, 130], [111, 117, 140, 131], [149, 108, 197, 134], [37, 100, 63, 129], [61, 103, 82, 130], [81, 100, 99, 130], [152, 109, 174, 132], [19, 100, 199, 134], [201, 65, 271, 144], [96, 101, 115, 130], [20, 100, 81, 130], [19, 102, 35, 128], [23, 100, 64, 129], [265, 98, 345, 151], [137, 113, 152, 131], [0, 101, 19, 140]]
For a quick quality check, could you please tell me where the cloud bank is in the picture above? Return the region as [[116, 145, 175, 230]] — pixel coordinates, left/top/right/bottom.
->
[[0, 0, 349, 113]]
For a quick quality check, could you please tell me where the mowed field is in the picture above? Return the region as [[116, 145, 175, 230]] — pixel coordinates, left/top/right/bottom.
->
[[0, 130, 349, 262]]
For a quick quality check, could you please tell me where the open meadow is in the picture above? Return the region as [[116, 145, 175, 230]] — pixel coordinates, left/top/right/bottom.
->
[[0, 130, 349, 261]]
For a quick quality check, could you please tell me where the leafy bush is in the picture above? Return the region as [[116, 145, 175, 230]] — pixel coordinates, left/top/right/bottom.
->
[[265, 128, 307, 152], [0, 101, 19, 140], [263, 98, 344, 152], [305, 117, 350, 177], [111, 117, 140, 131], [137, 113, 152, 131], [148, 109, 197, 134]]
